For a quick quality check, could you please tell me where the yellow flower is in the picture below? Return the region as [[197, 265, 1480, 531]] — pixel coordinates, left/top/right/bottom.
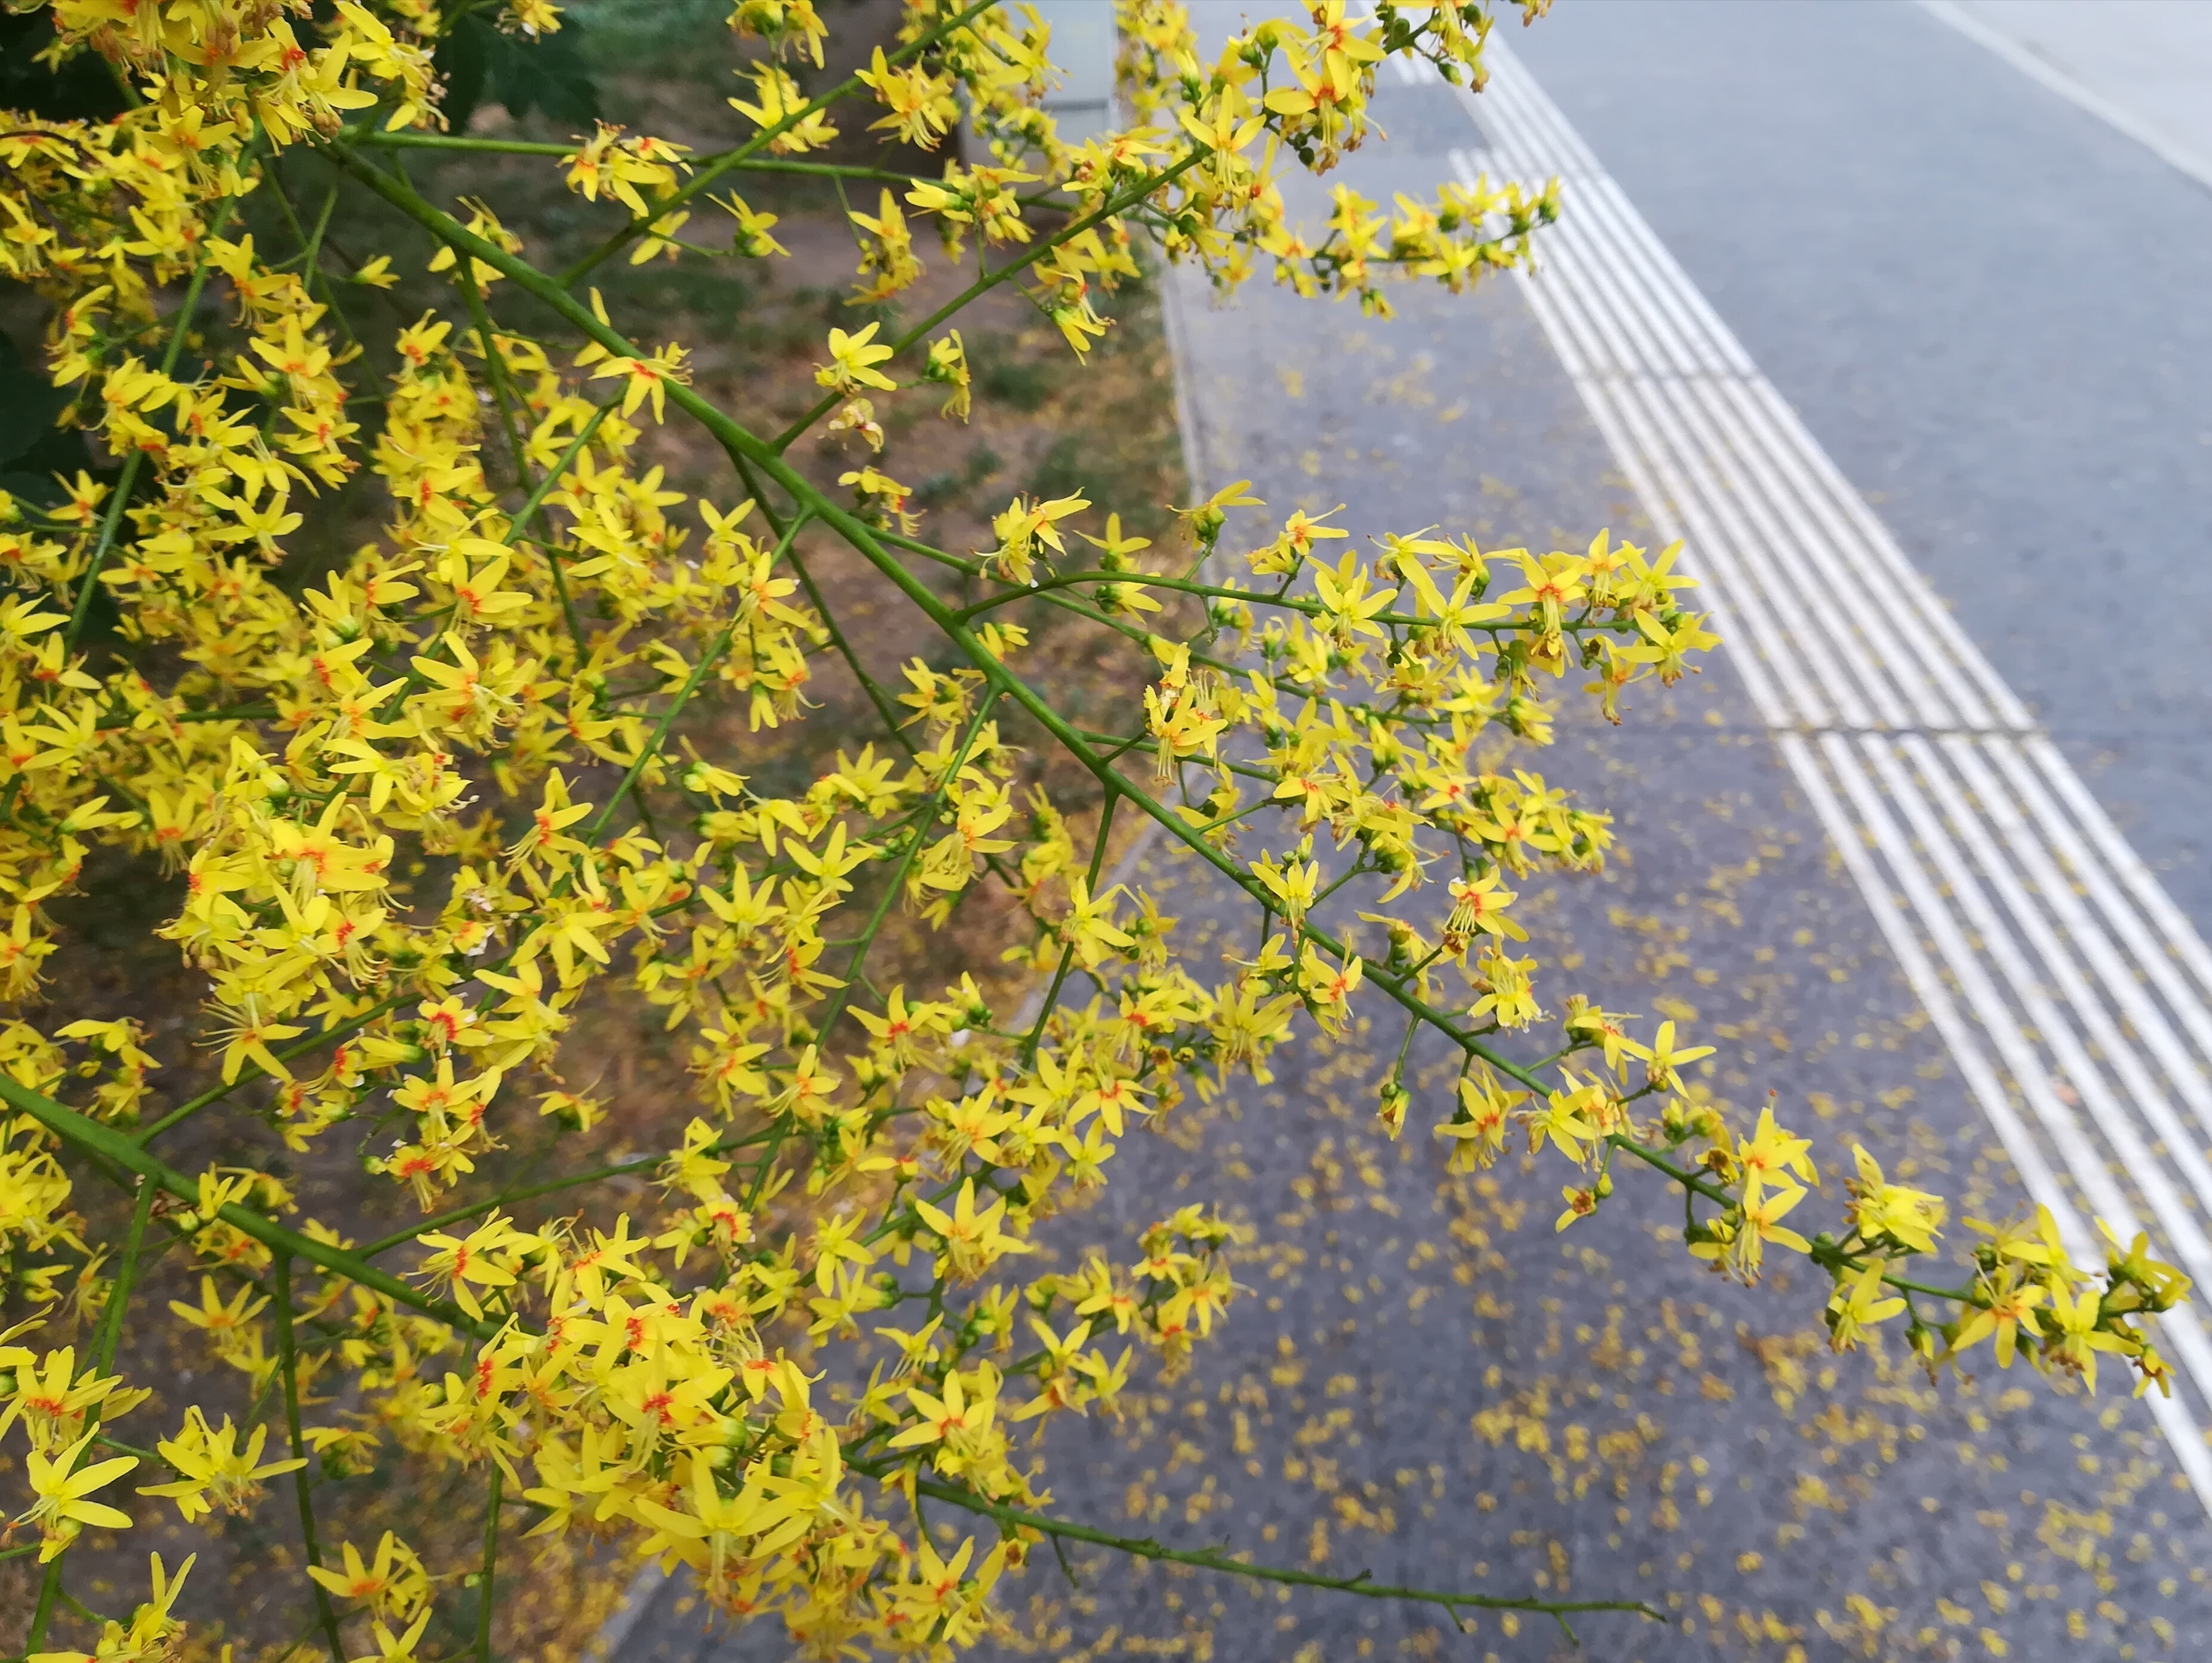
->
[[1824, 1261, 1906, 1352], [1527, 1082, 1603, 1164], [306, 1532, 428, 1622], [1734, 1110, 1822, 1202], [17, 1432, 136, 1560], [588, 345, 689, 423], [410, 1217, 525, 1320], [728, 63, 839, 154], [1692, 1183, 1813, 1286], [813, 322, 898, 394], [888, 1366, 994, 1452], [1846, 1144, 1945, 1255], [1952, 1272, 2048, 1371], [2039, 1282, 2129, 1391], [139, 1408, 305, 1523], [348, 1610, 433, 1663], [0, 1346, 145, 1453], [912, 1179, 1032, 1280]]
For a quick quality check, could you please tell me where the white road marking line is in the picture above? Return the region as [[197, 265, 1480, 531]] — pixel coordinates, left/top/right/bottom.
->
[[1819, 733, 2212, 1508], [2025, 732, 2212, 1007], [1408, 42, 2212, 1510], [1782, 740, 2212, 1504], [1944, 737, 2212, 1154], [596, 1562, 669, 1659], [1872, 736, 2212, 1271]]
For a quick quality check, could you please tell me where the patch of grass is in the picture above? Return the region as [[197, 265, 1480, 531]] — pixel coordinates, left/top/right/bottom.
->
[[916, 443, 1005, 509], [1027, 434, 1087, 500], [791, 282, 901, 334], [562, 0, 732, 64], [972, 330, 1057, 411], [594, 260, 760, 344]]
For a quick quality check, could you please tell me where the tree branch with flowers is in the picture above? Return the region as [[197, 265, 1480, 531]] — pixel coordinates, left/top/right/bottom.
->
[[0, 1, 2187, 1658]]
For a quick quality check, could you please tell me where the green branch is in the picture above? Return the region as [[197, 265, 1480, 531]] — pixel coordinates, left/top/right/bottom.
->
[[771, 146, 1212, 452], [904, 1476, 1660, 1638], [580, 509, 812, 844], [135, 992, 410, 1144], [950, 566, 1547, 635], [22, 1177, 162, 1656], [0, 1073, 496, 1339], [456, 268, 590, 661], [332, 150, 1556, 1101]]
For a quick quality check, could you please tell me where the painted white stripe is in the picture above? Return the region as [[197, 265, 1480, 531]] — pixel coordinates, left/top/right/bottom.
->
[[1735, 377, 2029, 729], [1825, 735, 2212, 1462], [1871, 736, 2212, 1272], [597, 1563, 668, 1658], [1790, 730, 2212, 1505], [1994, 741, 2212, 1061], [1429, 40, 2212, 1511], [1942, 737, 2212, 1149], [2026, 734, 2212, 1006], [1528, 314, 1796, 727], [1714, 379, 1994, 731]]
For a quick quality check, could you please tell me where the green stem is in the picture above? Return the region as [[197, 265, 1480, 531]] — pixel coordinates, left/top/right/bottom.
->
[[474, 1466, 502, 1663], [786, 544, 918, 757], [332, 152, 1551, 1099], [25, 1177, 159, 1655], [950, 566, 1529, 634], [813, 696, 998, 1048], [455, 268, 589, 663], [356, 132, 959, 191], [772, 147, 1211, 452], [504, 397, 620, 550], [65, 196, 241, 649], [300, 182, 341, 287], [95, 1176, 159, 1372], [136, 992, 409, 1145], [741, 698, 997, 1212], [355, 1125, 781, 1258], [275, 1255, 348, 1663], [1021, 787, 1117, 1064], [22, 1568, 62, 1657], [580, 509, 812, 845]]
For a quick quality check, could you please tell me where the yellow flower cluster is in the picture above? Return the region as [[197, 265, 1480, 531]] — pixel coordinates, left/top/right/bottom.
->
[[0, 0, 2185, 1657]]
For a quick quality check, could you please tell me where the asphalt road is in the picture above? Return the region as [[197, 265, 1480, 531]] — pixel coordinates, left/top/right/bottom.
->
[[626, 6, 2212, 1659]]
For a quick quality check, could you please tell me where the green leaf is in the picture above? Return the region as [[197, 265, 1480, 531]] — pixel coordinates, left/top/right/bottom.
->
[[0, 334, 103, 514], [433, 12, 600, 133], [434, 11, 495, 133], [0, 12, 130, 122], [497, 20, 600, 126], [0, 335, 73, 470]]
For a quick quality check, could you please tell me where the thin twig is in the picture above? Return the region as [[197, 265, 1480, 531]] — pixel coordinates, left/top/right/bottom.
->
[[902, 1475, 1660, 1635]]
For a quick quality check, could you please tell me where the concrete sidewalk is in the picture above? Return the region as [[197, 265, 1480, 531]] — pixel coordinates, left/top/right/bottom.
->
[[1933, 0, 2212, 191]]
